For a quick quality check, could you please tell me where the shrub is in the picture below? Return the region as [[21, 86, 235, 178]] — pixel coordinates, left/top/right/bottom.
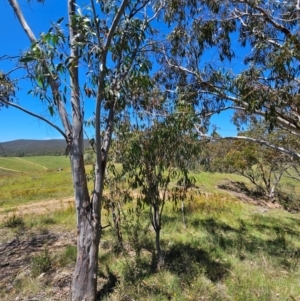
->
[[3, 213, 24, 228], [31, 248, 52, 277], [56, 245, 77, 266]]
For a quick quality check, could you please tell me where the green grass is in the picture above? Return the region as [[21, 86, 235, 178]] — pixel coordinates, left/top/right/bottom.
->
[[191, 170, 252, 192], [19, 156, 70, 170], [55, 245, 77, 267], [26, 204, 76, 229], [0, 157, 46, 173], [31, 248, 52, 277], [92, 190, 300, 301], [0, 170, 74, 208], [1, 158, 300, 300], [0, 156, 70, 173], [0, 156, 76, 209], [113, 200, 300, 300], [2, 213, 25, 228]]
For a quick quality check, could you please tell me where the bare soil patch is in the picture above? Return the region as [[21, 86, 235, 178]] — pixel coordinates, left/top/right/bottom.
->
[[0, 229, 76, 301], [0, 197, 74, 222], [0, 197, 76, 300], [0, 227, 111, 301], [218, 180, 282, 209], [0, 197, 112, 301]]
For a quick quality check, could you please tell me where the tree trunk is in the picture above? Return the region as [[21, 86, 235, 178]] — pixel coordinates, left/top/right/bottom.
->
[[67, 0, 103, 297], [71, 211, 100, 301], [155, 227, 164, 269], [151, 204, 163, 269], [70, 149, 101, 301], [181, 199, 186, 229], [269, 186, 275, 203], [111, 201, 123, 248]]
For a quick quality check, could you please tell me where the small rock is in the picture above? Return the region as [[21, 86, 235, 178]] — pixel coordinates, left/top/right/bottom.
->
[[256, 208, 268, 213], [37, 273, 46, 280]]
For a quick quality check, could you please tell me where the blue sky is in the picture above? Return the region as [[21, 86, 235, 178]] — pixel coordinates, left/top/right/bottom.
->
[[0, 1, 68, 142], [0, 1, 239, 142]]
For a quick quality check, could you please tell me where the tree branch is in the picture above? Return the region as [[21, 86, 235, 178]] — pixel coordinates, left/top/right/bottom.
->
[[0, 98, 67, 140], [195, 125, 300, 160], [68, 0, 81, 134], [8, 0, 72, 138], [90, 0, 102, 50], [103, 0, 129, 58], [232, 0, 296, 39], [8, 0, 37, 43]]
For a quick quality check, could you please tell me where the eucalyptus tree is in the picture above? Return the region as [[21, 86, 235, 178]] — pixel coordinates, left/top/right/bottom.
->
[[0, 71, 15, 108], [222, 122, 298, 202], [1, 0, 163, 300], [121, 107, 199, 268], [161, 0, 300, 159], [227, 0, 300, 155]]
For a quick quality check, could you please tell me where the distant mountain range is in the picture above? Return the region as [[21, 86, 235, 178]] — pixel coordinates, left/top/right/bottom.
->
[[0, 139, 90, 157]]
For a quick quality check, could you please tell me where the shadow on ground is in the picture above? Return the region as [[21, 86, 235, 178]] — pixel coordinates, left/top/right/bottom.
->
[[196, 216, 300, 264], [97, 266, 118, 300], [164, 242, 231, 282]]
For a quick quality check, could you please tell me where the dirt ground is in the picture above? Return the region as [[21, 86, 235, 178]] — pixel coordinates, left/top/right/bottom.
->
[[218, 180, 282, 209], [0, 197, 74, 223], [0, 230, 75, 301], [0, 195, 112, 301], [0, 197, 75, 300]]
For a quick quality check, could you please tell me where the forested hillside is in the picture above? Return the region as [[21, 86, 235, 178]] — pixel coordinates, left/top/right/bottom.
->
[[0, 139, 90, 157]]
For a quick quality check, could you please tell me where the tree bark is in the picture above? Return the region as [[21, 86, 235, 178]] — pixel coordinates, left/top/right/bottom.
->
[[70, 151, 101, 301], [67, 0, 103, 299], [151, 204, 164, 269], [111, 201, 123, 248], [155, 227, 164, 269]]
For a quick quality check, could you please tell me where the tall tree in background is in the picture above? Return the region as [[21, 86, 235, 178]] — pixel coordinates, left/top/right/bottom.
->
[[229, 0, 300, 157], [1, 1, 161, 300], [223, 122, 298, 202], [162, 0, 300, 159]]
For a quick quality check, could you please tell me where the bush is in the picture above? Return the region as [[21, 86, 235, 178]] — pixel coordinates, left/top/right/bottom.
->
[[56, 245, 77, 266], [3, 214, 24, 228], [31, 248, 52, 277]]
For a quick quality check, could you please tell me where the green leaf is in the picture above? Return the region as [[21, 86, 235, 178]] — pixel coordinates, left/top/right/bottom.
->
[[56, 63, 63, 73], [37, 78, 43, 88], [20, 57, 35, 63], [48, 105, 55, 116], [57, 17, 64, 24], [52, 35, 59, 46]]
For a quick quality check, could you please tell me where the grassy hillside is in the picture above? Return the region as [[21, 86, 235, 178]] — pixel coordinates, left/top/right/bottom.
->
[[0, 156, 74, 208], [1, 157, 300, 300], [0, 139, 90, 157], [0, 157, 47, 173], [1, 178, 300, 300]]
